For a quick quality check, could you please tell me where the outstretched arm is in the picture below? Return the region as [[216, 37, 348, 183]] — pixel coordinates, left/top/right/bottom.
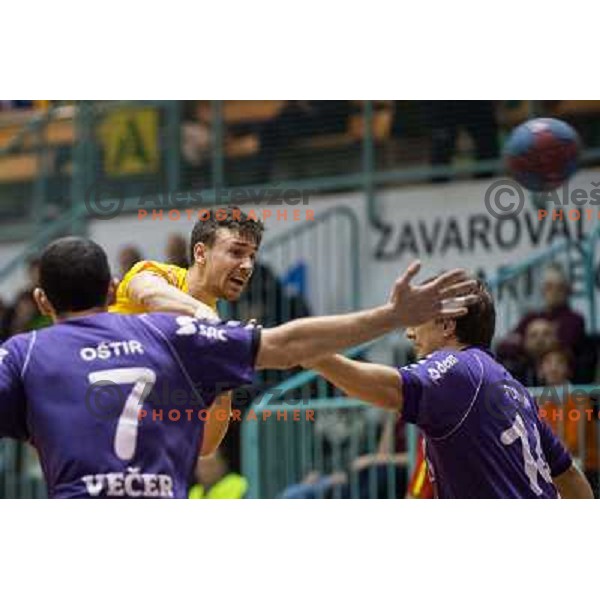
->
[[257, 305, 404, 370], [255, 262, 476, 371], [303, 354, 402, 410]]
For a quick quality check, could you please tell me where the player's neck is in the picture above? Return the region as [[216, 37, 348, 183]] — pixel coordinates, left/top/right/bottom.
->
[[54, 307, 107, 323], [440, 340, 469, 353], [186, 266, 218, 309]]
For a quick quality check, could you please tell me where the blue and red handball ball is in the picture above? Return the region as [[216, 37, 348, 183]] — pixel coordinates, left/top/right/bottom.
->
[[504, 117, 581, 192]]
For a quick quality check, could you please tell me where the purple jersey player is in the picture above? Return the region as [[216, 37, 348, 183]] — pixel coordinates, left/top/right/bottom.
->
[[307, 281, 593, 498], [0, 311, 259, 498], [0, 237, 477, 498]]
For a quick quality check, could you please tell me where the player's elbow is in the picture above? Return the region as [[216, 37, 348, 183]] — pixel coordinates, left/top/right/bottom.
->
[[134, 287, 154, 308], [129, 275, 163, 308], [376, 385, 403, 411]]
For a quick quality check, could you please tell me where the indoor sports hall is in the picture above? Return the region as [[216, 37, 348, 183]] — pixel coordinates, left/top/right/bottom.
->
[[1, 100, 598, 499]]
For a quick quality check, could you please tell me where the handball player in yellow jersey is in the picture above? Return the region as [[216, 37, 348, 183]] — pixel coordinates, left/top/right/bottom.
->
[[110, 206, 264, 456]]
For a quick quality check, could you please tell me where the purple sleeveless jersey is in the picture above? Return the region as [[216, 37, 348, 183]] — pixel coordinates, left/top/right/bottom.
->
[[0, 312, 259, 498], [399, 347, 572, 498]]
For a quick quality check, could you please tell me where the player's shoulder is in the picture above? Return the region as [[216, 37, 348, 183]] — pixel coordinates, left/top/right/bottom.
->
[[403, 347, 484, 386], [421, 349, 464, 383], [124, 260, 186, 285], [140, 312, 230, 332], [1, 331, 33, 349], [139, 313, 255, 346], [0, 331, 37, 371]]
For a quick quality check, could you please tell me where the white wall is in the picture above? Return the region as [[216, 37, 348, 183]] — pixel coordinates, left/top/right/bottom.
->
[[0, 241, 30, 303]]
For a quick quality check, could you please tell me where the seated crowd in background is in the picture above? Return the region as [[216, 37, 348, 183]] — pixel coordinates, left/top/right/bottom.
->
[[4, 100, 600, 199], [496, 263, 591, 386], [255, 101, 351, 180], [415, 101, 500, 182], [179, 100, 509, 186]]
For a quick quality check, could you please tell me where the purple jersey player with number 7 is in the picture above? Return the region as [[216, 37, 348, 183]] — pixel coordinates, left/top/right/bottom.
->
[[0, 237, 477, 498], [305, 281, 593, 498]]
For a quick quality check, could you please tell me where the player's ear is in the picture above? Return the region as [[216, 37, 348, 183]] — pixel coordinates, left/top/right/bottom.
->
[[442, 317, 456, 338], [33, 288, 55, 319], [193, 242, 207, 267], [106, 277, 119, 306]]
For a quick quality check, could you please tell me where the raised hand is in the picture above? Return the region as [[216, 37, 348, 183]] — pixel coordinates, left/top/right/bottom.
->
[[389, 261, 479, 328]]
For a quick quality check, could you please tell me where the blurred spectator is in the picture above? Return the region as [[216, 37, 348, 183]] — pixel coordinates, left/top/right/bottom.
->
[[1, 257, 51, 339], [234, 262, 311, 327], [427, 101, 499, 181], [519, 264, 586, 351], [501, 318, 558, 386], [497, 263, 588, 382], [227, 262, 313, 473], [118, 245, 143, 279], [257, 101, 350, 180], [538, 346, 574, 387], [537, 347, 598, 495], [4, 290, 50, 337], [524, 319, 558, 365], [165, 233, 188, 268], [8, 291, 37, 336], [181, 101, 211, 188]]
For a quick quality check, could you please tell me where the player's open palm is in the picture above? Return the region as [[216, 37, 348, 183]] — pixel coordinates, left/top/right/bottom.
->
[[389, 261, 478, 327]]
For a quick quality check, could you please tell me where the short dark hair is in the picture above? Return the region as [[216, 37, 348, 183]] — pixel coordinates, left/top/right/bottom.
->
[[189, 206, 265, 263], [454, 279, 496, 348], [40, 237, 111, 314]]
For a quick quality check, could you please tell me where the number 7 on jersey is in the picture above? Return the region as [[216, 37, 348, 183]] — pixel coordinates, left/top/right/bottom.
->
[[88, 368, 157, 461]]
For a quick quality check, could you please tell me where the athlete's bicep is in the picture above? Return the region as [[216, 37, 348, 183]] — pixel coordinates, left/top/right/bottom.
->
[[0, 340, 28, 440], [296, 354, 403, 410]]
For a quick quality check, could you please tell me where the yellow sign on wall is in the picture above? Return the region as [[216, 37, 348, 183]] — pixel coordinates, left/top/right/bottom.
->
[[101, 107, 159, 176]]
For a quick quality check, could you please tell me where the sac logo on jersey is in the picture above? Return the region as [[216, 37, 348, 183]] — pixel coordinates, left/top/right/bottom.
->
[[0, 348, 8, 364], [175, 316, 227, 341], [427, 354, 459, 382]]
